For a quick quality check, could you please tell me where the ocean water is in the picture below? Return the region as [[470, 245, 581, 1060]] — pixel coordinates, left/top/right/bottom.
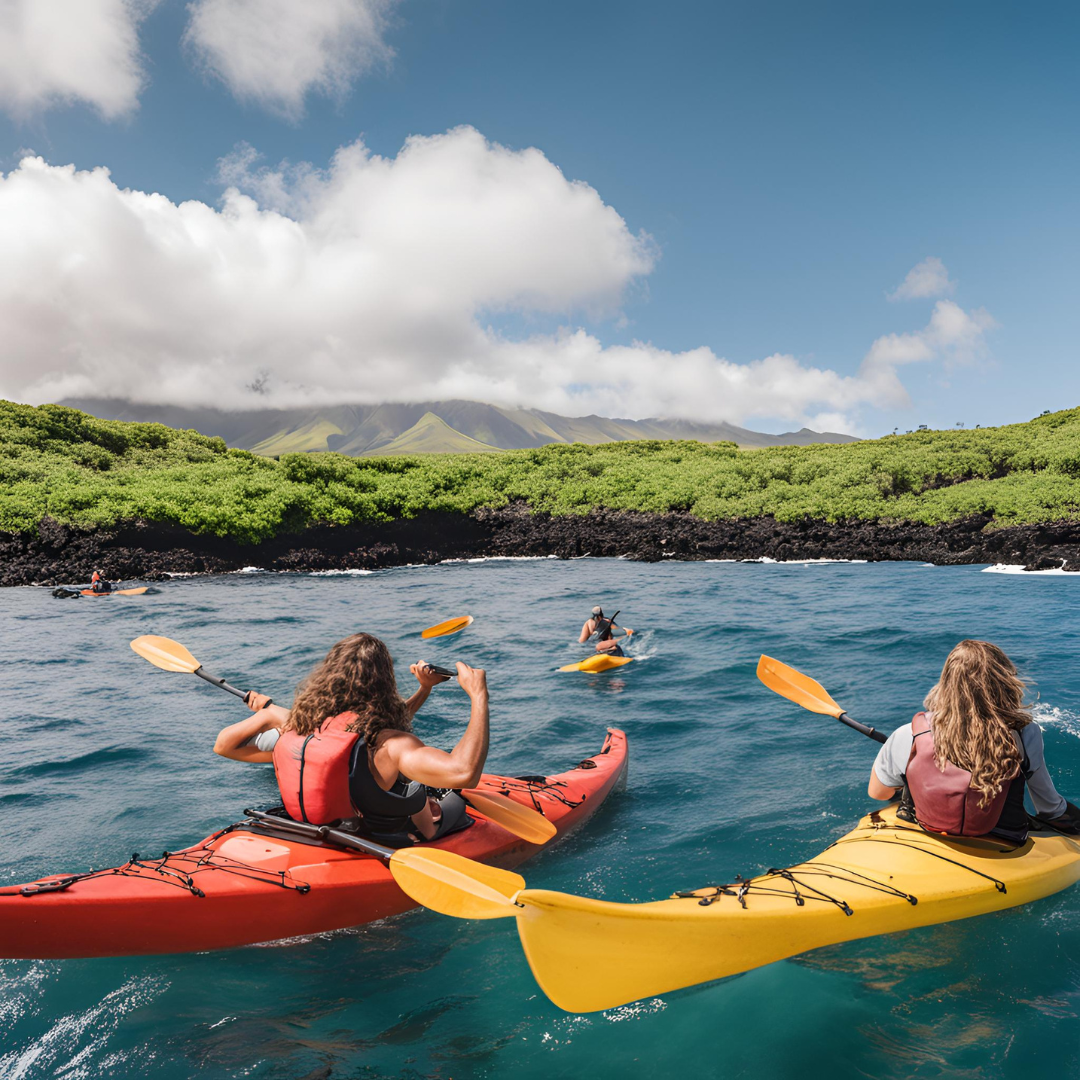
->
[[1, 559, 1078, 1080]]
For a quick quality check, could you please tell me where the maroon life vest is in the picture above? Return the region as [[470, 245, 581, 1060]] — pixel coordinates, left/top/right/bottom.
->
[[272, 712, 359, 825], [905, 711, 1020, 836]]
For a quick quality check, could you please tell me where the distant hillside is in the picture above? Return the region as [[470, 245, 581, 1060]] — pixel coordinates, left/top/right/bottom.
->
[[61, 398, 859, 456]]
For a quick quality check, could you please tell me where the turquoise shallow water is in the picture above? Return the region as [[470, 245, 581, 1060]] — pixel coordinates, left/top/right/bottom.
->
[[1, 559, 1079, 1079]]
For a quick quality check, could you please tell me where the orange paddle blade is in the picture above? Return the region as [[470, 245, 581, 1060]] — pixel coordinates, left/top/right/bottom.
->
[[421, 616, 474, 639], [756, 655, 844, 717], [462, 789, 557, 844], [130, 635, 202, 673]]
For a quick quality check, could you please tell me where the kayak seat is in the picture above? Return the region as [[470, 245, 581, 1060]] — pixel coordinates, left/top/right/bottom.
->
[[334, 793, 475, 850], [245, 804, 475, 851]]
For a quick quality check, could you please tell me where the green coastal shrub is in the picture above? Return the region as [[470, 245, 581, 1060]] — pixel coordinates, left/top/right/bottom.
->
[[2, 400, 1080, 543]]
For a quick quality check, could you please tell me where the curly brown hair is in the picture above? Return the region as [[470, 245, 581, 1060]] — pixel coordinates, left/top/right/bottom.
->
[[287, 634, 411, 743], [924, 639, 1031, 807]]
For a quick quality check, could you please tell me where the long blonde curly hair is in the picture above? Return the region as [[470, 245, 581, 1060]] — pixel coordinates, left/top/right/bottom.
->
[[287, 634, 410, 743], [923, 640, 1030, 807]]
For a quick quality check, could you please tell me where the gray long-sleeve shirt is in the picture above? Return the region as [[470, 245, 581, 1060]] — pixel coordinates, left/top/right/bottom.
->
[[873, 720, 1067, 818]]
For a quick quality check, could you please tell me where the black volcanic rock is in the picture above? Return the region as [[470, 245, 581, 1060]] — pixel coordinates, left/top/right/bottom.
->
[[4, 508, 1080, 587]]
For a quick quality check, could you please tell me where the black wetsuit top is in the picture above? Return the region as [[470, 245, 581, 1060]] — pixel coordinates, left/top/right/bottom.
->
[[348, 738, 428, 835], [592, 616, 623, 656]]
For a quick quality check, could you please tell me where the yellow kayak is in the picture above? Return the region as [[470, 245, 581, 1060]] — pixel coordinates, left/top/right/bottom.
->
[[559, 654, 634, 673], [511, 806, 1080, 1012]]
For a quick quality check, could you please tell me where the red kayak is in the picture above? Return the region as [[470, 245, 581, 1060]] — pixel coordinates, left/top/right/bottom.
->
[[0, 729, 627, 958]]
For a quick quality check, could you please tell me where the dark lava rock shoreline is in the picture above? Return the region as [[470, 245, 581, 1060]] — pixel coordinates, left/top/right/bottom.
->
[[3, 508, 1080, 587]]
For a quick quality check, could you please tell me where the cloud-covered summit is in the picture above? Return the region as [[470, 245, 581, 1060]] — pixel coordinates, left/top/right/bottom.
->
[[0, 133, 994, 431]]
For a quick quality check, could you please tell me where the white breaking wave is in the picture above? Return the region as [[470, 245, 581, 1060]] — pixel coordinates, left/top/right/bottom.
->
[[1032, 703, 1080, 739], [732, 557, 868, 565], [309, 568, 375, 576], [0, 975, 167, 1080], [440, 556, 559, 564], [982, 563, 1076, 576]]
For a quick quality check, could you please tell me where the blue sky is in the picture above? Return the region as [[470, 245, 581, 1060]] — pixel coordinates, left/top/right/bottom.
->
[[0, 0, 1077, 436]]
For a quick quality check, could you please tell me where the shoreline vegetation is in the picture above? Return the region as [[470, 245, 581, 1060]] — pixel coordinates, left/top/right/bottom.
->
[[3, 400, 1080, 585]]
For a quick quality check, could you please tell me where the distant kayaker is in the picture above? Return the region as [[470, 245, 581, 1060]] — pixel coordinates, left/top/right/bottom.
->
[[212, 633, 489, 843], [868, 639, 1079, 840], [89, 571, 112, 594], [579, 606, 632, 656]]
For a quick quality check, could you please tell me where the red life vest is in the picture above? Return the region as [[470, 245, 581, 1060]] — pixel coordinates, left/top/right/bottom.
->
[[905, 711, 1020, 836], [272, 713, 359, 825]]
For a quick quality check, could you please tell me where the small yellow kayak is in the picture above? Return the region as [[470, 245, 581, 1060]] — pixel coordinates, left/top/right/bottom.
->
[[559, 654, 635, 673], [81, 587, 149, 597], [421, 615, 474, 639], [511, 805, 1080, 1012]]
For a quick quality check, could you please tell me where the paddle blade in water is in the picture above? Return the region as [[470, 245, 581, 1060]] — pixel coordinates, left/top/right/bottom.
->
[[130, 635, 202, 673], [389, 848, 523, 919], [421, 616, 474, 639], [757, 655, 843, 717], [463, 789, 558, 844]]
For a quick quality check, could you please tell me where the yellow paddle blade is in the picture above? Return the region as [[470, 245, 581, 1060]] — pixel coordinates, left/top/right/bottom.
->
[[463, 789, 558, 844], [130, 635, 202, 674], [421, 615, 474, 639], [389, 848, 523, 919], [757, 655, 843, 717]]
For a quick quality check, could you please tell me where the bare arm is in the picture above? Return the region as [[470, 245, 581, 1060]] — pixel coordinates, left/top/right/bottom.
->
[[392, 663, 489, 788], [214, 693, 289, 763], [404, 662, 450, 718], [868, 770, 899, 801], [578, 620, 594, 644]]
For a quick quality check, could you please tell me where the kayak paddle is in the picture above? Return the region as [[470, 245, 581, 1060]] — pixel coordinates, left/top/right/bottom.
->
[[130, 636, 554, 844], [460, 790, 556, 843], [756, 655, 886, 744], [421, 616, 474, 639], [389, 848, 525, 918], [131, 635, 265, 703], [394, 661, 887, 923], [245, 811, 527, 911]]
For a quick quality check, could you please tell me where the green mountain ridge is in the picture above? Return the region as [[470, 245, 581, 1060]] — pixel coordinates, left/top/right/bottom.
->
[[61, 398, 859, 456], [3, 400, 1080, 549], [366, 412, 503, 455]]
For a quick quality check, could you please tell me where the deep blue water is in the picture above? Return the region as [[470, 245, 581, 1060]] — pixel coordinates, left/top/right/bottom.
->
[[1, 559, 1079, 1079]]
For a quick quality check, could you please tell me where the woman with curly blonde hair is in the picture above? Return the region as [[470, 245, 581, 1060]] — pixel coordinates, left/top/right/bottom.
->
[[213, 633, 489, 843], [868, 640, 1078, 840]]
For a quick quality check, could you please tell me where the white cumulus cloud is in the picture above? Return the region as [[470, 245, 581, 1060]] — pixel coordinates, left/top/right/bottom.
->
[[184, 0, 397, 119], [887, 255, 955, 301], [0, 128, 995, 431], [863, 299, 995, 373], [0, 0, 155, 120]]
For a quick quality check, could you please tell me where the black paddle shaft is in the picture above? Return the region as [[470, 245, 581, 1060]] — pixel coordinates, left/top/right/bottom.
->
[[243, 808, 393, 859], [596, 610, 620, 640], [194, 666, 270, 706], [838, 711, 887, 745], [426, 664, 457, 680]]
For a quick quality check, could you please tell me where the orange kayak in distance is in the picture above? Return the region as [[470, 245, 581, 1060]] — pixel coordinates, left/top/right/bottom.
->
[[80, 587, 149, 596]]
